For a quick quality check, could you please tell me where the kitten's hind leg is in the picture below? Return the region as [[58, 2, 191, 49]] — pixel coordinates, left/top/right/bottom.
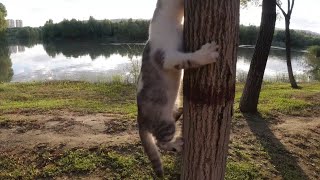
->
[[154, 120, 183, 151], [157, 137, 183, 152], [173, 107, 183, 121]]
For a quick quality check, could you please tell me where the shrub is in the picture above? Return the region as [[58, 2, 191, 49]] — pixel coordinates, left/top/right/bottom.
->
[[308, 45, 320, 57]]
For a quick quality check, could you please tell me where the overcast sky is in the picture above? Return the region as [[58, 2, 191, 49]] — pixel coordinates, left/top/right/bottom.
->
[[1, 0, 320, 33]]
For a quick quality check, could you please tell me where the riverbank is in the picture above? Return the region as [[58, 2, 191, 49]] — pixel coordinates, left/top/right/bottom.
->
[[0, 81, 319, 179]]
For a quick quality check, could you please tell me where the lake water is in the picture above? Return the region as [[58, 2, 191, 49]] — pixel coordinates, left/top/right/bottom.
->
[[1, 42, 319, 83]]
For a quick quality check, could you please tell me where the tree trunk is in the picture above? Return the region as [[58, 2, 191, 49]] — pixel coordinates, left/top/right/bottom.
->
[[239, 0, 277, 113], [182, 0, 239, 179], [285, 18, 298, 88]]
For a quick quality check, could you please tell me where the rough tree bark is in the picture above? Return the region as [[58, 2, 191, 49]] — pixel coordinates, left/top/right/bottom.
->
[[239, 0, 277, 113], [284, 18, 298, 88], [276, 0, 298, 88], [182, 0, 239, 179]]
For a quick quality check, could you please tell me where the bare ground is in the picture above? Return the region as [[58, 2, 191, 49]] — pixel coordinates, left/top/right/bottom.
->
[[0, 111, 139, 154], [0, 111, 319, 179], [231, 114, 320, 180]]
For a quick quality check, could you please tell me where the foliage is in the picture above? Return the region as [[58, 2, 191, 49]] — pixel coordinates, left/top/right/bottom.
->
[[0, 3, 7, 36], [6, 27, 42, 41], [240, 25, 320, 48], [16, 27, 42, 40], [240, 0, 260, 7], [4, 15, 320, 48], [0, 3, 7, 16], [42, 17, 149, 42], [308, 45, 320, 57], [240, 25, 259, 45]]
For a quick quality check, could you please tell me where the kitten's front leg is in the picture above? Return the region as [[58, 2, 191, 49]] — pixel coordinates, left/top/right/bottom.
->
[[162, 41, 219, 70]]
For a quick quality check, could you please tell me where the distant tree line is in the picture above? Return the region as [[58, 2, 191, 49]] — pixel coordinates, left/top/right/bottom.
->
[[6, 27, 42, 40], [42, 17, 149, 42], [240, 25, 320, 48], [4, 17, 320, 48]]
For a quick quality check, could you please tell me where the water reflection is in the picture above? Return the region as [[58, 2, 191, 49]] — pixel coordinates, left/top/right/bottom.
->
[[9, 45, 25, 54], [0, 43, 14, 82], [237, 46, 317, 82], [0, 41, 319, 83], [43, 41, 143, 60]]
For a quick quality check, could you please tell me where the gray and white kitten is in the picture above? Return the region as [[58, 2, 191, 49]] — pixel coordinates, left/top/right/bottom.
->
[[137, 0, 219, 177]]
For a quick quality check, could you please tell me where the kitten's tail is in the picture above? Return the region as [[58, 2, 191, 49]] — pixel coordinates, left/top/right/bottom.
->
[[139, 129, 163, 177]]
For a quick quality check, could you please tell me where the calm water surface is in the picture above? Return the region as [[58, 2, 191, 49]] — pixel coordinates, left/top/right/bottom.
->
[[1, 42, 319, 83]]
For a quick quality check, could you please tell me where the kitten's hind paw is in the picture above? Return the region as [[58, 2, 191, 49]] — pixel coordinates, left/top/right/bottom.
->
[[172, 137, 184, 152], [157, 137, 184, 152]]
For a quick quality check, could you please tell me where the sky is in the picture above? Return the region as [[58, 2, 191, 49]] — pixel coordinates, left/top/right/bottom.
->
[[1, 0, 320, 33]]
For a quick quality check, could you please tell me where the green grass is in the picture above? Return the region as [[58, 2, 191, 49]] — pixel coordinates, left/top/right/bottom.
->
[[0, 144, 266, 180], [1, 81, 319, 119], [0, 144, 262, 180], [0, 81, 137, 118], [234, 83, 320, 118], [226, 162, 260, 180], [0, 144, 181, 179]]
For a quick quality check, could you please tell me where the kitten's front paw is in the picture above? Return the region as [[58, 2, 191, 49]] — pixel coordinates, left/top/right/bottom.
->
[[194, 41, 219, 65]]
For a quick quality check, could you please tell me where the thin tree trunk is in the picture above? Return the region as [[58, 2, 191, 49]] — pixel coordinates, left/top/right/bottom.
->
[[285, 18, 298, 88], [182, 0, 239, 179], [239, 0, 277, 113]]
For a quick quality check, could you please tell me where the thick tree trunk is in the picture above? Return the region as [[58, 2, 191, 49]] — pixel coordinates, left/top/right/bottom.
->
[[181, 0, 239, 179], [239, 0, 277, 113], [285, 18, 298, 88]]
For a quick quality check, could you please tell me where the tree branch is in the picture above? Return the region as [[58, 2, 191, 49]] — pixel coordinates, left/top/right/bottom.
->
[[287, 0, 290, 13], [289, 0, 295, 15], [276, 2, 287, 17]]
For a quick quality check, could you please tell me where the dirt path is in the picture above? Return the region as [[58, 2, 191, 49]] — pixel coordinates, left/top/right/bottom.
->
[[1, 111, 319, 179], [0, 112, 139, 154]]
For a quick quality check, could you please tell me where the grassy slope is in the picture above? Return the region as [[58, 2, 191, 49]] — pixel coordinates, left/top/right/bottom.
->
[[0, 81, 137, 118], [1, 81, 320, 117], [0, 81, 320, 179], [1, 81, 319, 118]]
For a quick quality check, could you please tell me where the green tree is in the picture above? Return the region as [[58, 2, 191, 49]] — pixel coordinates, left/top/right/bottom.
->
[[0, 3, 8, 36], [42, 17, 150, 42]]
